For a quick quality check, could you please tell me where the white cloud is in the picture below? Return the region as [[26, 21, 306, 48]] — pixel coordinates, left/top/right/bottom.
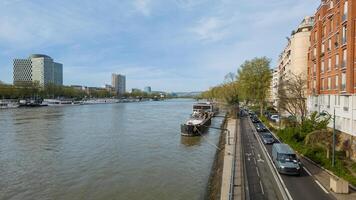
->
[[133, 0, 152, 16], [189, 17, 230, 42]]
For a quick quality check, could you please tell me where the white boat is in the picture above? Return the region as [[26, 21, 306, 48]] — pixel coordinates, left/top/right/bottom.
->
[[0, 100, 19, 109], [42, 99, 82, 106], [82, 99, 119, 105]]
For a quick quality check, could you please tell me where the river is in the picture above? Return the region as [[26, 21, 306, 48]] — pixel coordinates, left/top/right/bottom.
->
[[0, 99, 224, 200]]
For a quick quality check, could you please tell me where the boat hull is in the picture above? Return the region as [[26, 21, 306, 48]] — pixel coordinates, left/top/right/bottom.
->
[[180, 117, 212, 137]]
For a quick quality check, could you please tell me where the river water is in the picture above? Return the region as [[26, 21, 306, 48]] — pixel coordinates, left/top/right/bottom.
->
[[0, 99, 224, 200]]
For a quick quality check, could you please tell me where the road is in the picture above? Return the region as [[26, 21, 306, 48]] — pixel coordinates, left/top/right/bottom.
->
[[241, 117, 283, 200], [241, 116, 335, 200]]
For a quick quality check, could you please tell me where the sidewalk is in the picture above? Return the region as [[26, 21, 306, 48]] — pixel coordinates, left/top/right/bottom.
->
[[220, 118, 243, 200], [301, 156, 356, 200]]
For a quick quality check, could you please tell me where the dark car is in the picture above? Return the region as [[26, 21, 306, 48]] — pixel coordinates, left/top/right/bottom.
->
[[251, 116, 260, 123], [255, 123, 267, 132], [261, 132, 275, 144]]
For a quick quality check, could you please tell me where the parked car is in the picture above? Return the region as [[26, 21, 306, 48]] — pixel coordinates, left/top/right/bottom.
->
[[255, 123, 267, 132], [270, 115, 280, 123], [272, 143, 301, 175], [251, 116, 260, 123], [260, 132, 275, 144]]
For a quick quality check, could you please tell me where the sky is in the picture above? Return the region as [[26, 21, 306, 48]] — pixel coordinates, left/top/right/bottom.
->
[[0, 0, 320, 92]]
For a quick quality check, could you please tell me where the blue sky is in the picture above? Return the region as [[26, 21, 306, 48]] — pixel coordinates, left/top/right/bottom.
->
[[0, 0, 320, 92]]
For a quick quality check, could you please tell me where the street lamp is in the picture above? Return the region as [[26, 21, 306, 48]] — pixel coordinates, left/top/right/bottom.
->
[[320, 108, 336, 167]]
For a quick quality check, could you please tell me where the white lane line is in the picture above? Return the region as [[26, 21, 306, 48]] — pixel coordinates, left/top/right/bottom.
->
[[256, 167, 260, 177], [259, 181, 265, 195], [315, 180, 329, 194], [303, 167, 312, 176]]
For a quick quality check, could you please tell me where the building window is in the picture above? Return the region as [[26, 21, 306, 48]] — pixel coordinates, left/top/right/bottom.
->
[[323, 26, 326, 38], [341, 72, 346, 91], [327, 95, 331, 107], [328, 77, 331, 90], [313, 80, 316, 92], [335, 75, 339, 89], [328, 39, 332, 51], [321, 61, 325, 72], [322, 43, 325, 53], [342, 25, 347, 44], [314, 31, 318, 41], [313, 47, 317, 57], [344, 1, 348, 16], [328, 58, 331, 71], [342, 49, 347, 68], [335, 54, 339, 68], [330, 18, 333, 32], [335, 33, 339, 47], [321, 78, 325, 90], [344, 96, 349, 111]]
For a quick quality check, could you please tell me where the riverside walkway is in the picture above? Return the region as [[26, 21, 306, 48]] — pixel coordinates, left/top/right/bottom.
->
[[220, 118, 244, 200]]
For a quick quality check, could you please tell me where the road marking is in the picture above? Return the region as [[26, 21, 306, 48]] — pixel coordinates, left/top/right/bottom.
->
[[259, 181, 265, 195], [256, 167, 260, 177], [303, 167, 312, 176], [257, 154, 265, 162], [315, 180, 329, 194]]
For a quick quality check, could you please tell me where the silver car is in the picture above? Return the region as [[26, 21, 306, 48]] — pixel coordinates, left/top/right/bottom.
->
[[272, 143, 301, 175]]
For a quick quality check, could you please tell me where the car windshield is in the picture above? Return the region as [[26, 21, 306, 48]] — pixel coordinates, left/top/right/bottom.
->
[[277, 153, 297, 162], [263, 134, 272, 138]]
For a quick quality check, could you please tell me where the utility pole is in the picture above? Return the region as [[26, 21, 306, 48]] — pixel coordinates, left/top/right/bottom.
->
[[332, 107, 336, 167]]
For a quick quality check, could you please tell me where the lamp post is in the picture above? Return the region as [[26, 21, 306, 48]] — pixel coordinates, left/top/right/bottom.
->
[[320, 108, 336, 167]]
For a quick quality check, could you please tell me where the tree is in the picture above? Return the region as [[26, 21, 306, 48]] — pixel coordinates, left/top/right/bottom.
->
[[277, 72, 308, 123], [237, 57, 272, 116]]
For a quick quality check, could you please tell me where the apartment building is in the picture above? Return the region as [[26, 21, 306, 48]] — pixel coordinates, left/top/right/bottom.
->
[[112, 73, 126, 95], [307, 0, 356, 158], [271, 16, 314, 109]]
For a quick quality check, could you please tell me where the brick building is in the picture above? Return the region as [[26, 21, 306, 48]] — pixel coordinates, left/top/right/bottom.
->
[[307, 0, 356, 159]]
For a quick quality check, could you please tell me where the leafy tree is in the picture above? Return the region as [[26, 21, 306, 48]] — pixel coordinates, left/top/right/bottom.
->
[[237, 57, 272, 116]]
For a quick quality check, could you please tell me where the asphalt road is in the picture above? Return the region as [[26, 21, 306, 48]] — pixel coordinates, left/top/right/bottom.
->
[[241, 117, 283, 200], [245, 116, 335, 200]]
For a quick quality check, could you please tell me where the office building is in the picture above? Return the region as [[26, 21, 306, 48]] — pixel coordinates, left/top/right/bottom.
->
[[144, 86, 152, 93], [307, 0, 356, 159], [112, 73, 126, 95], [13, 54, 63, 86]]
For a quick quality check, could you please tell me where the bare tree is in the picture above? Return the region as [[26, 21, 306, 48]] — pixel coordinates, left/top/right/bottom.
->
[[277, 72, 307, 123]]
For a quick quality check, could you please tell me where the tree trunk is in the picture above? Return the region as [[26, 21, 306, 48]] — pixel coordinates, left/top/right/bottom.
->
[[260, 102, 263, 117]]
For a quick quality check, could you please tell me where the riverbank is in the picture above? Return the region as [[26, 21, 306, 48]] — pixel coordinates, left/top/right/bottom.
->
[[206, 115, 227, 200]]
